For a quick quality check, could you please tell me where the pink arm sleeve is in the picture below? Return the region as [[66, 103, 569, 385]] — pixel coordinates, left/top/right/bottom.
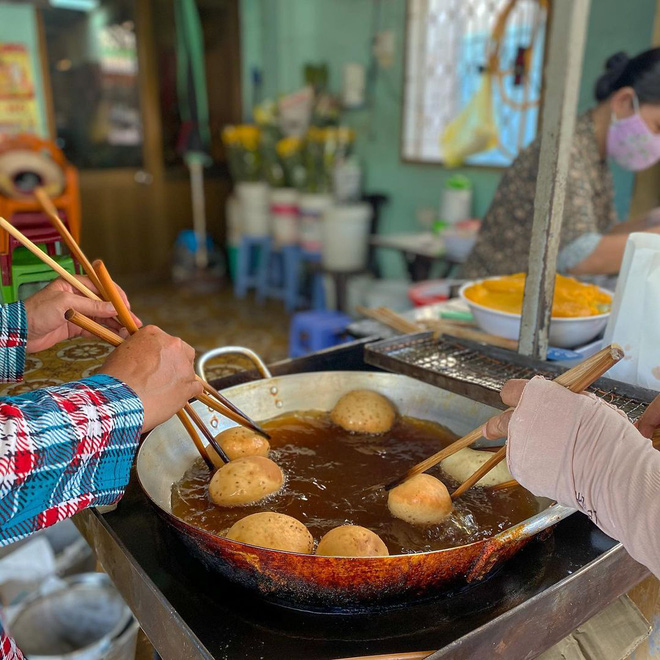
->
[[507, 376, 660, 578]]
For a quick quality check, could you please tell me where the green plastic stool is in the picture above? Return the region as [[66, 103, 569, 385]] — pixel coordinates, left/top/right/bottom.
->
[[1, 247, 76, 303]]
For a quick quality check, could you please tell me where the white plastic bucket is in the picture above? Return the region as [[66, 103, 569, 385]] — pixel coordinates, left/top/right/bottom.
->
[[299, 193, 332, 252], [321, 203, 372, 271], [236, 182, 270, 236], [8, 573, 136, 660], [271, 188, 299, 247]]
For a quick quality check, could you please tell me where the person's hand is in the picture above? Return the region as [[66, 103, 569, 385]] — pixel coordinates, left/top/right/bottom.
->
[[22, 276, 141, 353], [99, 325, 202, 432], [636, 394, 660, 439], [482, 379, 529, 440]]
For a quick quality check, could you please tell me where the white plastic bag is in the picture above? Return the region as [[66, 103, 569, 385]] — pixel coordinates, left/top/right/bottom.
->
[[602, 232, 660, 389]]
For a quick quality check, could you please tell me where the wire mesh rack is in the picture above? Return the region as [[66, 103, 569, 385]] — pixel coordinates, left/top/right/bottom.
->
[[364, 333, 657, 421]]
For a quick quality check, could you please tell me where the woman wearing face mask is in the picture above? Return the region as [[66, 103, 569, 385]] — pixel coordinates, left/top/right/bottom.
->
[[461, 48, 660, 279]]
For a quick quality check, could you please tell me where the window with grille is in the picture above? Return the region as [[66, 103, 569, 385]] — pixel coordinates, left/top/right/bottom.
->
[[402, 0, 548, 167]]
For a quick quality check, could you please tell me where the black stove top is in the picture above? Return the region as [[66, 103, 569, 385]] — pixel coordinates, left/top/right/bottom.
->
[[79, 340, 648, 659]]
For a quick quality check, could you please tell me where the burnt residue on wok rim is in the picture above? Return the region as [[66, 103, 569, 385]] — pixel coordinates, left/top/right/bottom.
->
[[148, 498, 557, 611]]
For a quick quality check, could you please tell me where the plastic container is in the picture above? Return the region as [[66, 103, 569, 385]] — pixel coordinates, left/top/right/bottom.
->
[[439, 175, 472, 226], [333, 156, 362, 203], [321, 203, 372, 272], [8, 573, 136, 660], [443, 231, 477, 262], [270, 188, 299, 247], [299, 193, 333, 252], [236, 182, 270, 236], [459, 280, 612, 349], [409, 280, 451, 306]]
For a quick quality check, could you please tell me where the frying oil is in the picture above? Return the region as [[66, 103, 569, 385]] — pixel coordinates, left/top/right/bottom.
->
[[171, 412, 541, 554]]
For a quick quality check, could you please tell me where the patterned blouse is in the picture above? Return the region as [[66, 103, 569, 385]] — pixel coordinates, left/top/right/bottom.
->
[[461, 111, 618, 278], [0, 302, 144, 659]]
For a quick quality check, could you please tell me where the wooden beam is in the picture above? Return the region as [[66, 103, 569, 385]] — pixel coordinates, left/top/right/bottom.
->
[[518, 0, 591, 358]]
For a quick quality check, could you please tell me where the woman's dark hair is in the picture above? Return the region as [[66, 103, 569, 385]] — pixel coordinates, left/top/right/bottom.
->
[[595, 48, 660, 103]]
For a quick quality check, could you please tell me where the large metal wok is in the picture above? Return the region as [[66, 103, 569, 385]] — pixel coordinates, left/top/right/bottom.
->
[[137, 348, 574, 611]]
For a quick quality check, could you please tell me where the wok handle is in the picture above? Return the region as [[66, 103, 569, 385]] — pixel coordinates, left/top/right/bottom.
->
[[196, 346, 273, 381]]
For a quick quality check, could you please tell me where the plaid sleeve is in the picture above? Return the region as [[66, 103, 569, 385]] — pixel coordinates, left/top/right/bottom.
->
[[0, 629, 22, 659], [0, 303, 27, 383], [0, 374, 144, 547]]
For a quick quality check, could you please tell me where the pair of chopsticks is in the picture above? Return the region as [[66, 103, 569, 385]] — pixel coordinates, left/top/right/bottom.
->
[[375, 343, 624, 499], [356, 306, 519, 351], [2, 190, 269, 469]]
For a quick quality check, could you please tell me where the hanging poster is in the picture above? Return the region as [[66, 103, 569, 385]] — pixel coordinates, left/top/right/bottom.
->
[[0, 43, 39, 134]]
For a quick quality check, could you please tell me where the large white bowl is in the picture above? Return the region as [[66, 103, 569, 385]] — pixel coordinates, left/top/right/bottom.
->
[[459, 280, 612, 349]]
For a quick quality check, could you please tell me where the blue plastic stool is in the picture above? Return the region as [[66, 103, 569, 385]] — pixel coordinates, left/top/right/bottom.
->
[[289, 310, 352, 358], [300, 250, 325, 311], [257, 245, 326, 311], [234, 235, 271, 299], [257, 244, 298, 309]]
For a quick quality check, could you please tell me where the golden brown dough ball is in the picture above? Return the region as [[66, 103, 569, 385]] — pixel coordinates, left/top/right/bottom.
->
[[330, 390, 396, 434], [387, 474, 452, 526], [315, 525, 389, 557], [440, 448, 512, 487], [209, 456, 284, 507], [225, 512, 313, 553], [206, 426, 270, 466]]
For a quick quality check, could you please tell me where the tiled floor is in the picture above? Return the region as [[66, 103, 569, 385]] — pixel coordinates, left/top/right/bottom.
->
[[0, 283, 291, 394]]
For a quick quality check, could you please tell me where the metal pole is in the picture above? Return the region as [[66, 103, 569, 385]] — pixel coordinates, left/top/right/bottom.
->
[[518, 0, 591, 358]]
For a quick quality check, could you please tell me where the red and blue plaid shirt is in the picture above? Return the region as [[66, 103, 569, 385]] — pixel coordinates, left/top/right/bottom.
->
[[0, 302, 144, 658]]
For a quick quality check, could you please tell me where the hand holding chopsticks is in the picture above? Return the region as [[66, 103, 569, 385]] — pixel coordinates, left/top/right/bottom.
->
[[1, 199, 268, 471], [375, 344, 624, 496]]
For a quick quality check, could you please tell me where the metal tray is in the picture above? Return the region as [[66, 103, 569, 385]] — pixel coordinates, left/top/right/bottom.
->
[[364, 332, 658, 419]]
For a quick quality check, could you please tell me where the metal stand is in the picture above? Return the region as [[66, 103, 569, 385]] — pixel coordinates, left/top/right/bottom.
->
[[519, 0, 591, 358]]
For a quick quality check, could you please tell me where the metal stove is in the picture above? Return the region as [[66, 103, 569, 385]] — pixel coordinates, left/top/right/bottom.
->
[[74, 339, 651, 660]]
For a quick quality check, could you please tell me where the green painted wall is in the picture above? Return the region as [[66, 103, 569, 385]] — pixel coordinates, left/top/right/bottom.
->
[[240, 0, 657, 277], [0, 3, 49, 137]]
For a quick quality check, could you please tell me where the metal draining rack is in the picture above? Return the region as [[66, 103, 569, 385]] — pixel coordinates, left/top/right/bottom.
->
[[364, 333, 657, 422]]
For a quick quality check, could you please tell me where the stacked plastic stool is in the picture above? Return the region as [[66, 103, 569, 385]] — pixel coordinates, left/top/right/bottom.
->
[[3, 247, 75, 302], [233, 235, 271, 299], [289, 310, 352, 358], [257, 244, 297, 310]]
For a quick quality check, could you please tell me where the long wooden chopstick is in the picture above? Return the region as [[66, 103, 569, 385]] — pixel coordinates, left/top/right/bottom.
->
[[64, 309, 264, 446], [1, 211, 270, 441], [178, 410, 214, 470], [93, 258, 268, 439], [451, 446, 507, 500], [34, 187, 109, 300], [449, 343, 624, 499], [90, 261, 225, 466], [93, 259, 137, 331], [357, 305, 519, 351], [489, 479, 519, 492], [377, 344, 624, 493], [0, 216, 101, 301]]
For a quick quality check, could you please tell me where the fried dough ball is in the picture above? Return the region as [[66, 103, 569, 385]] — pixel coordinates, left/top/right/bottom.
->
[[330, 390, 396, 434], [315, 525, 389, 557], [206, 426, 270, 466], [225, 512, 313, 553], [440, 448, 512, 487], [387, 474, 452, 526], [209, 456, 284, 507]]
